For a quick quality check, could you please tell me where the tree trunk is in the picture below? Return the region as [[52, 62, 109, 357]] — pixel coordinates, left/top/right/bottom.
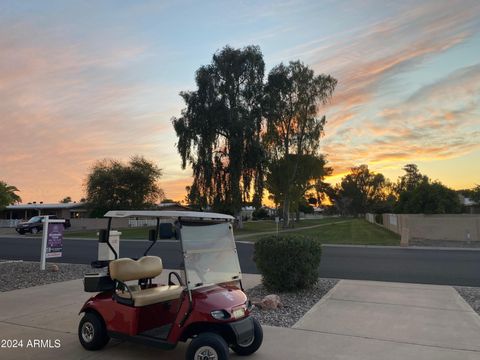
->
[[236, 211, 244, 229], [282, 196, 290, 228]]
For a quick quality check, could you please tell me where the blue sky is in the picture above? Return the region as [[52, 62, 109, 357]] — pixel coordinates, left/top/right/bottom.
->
[[0, 0, 479, 202]]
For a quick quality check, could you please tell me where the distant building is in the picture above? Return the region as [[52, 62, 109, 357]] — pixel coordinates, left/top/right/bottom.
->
[[459, 194, 479, 214], [313, 206, 325, 214], [2, 202, 87, 220], [241, 206, 255, 220], [157, 202, 191, 211]]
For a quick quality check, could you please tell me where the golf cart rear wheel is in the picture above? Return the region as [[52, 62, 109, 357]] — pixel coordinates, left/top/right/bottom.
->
[[78, 312, 109, 350], [186, 332, 229, 360], [231, 317, 263, 356]]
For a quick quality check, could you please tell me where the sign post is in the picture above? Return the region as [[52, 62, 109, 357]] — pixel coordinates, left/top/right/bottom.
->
[[40, 216, 65, 270], [275, 216, 279, 237]]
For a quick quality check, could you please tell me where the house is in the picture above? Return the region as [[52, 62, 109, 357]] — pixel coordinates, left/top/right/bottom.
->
[[2, 202, 87, 220], [157, 202, 191, 211], [459, 195, 480, 214]]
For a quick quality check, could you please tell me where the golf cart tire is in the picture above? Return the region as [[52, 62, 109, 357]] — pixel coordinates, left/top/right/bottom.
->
[[231, 317, 263, 356], [78, 312, 110, 351], [186, 332, 229, 360]]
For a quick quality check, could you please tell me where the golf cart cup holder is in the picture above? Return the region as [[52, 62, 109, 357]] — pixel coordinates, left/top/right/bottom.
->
[[84, 273, 115, 292]]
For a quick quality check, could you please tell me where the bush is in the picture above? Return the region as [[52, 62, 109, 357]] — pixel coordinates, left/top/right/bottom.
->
[[254, 235, 322, 292], [252, 207, 269, 220]]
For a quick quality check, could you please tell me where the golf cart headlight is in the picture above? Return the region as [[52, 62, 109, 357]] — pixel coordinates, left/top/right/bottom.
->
[[211, 310, 230, 320]]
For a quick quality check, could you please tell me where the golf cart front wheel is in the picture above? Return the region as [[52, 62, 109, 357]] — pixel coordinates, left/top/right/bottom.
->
[[231, 317, 263, 356], [78, 312, 109, 351], [186, 332, 229, 360]]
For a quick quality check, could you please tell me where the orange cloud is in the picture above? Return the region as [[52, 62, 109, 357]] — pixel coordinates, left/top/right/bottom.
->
[[0, 20, 184, 203], [309, 1, 480, 189]]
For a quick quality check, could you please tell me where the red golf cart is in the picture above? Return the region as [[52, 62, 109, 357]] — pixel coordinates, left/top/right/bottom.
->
[[78, 210, 262, 360]]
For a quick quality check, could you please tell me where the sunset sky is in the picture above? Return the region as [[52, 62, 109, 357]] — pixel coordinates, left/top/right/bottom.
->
[[1, 0, 479, 203]]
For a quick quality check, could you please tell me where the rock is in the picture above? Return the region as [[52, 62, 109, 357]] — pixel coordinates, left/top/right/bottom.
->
[[49, 264, 60, 272], [254, 294, 282, 310]]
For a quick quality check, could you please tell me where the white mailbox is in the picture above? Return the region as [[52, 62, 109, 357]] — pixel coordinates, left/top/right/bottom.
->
[[97, 230, 121, 260]]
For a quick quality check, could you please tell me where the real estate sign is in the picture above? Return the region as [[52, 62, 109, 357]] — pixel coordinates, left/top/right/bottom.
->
[[45, 223, 64, 258]]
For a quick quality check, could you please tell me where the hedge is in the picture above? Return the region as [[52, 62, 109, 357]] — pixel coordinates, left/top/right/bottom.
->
[[253, 234, 322, 292]]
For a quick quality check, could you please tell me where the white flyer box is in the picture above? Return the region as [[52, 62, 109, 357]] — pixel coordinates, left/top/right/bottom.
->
[[98, 230, 121, 260]]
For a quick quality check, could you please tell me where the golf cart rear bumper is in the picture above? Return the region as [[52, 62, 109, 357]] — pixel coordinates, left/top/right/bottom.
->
[[228, 316, 254, 345]]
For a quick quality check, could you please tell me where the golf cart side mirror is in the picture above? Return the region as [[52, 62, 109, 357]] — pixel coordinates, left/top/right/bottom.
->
[[148, 229, 157, 242], [98, 229, 108, 243]]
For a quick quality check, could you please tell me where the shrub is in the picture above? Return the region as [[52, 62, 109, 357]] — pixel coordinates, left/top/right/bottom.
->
[[252, 207, 269, 220], [254, 235, 322, 292]]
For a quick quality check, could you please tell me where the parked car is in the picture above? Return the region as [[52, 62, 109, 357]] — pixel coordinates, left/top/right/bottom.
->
[[15, 215, 71, 235]]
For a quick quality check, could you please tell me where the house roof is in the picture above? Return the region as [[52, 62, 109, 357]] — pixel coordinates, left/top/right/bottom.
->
[[463, 197, 477, 206], [104, 210, 234, 220], [158, 202, 190, 209], [6, 202, 86, 210]]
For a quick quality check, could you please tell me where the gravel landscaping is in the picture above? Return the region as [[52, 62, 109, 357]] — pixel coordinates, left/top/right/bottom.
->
[[455, 286, 480, 316], [246, 278, 338, 327], [0, 260, 91, 292]]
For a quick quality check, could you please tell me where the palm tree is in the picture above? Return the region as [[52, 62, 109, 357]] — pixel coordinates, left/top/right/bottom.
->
[[0, 181, 22, 209]]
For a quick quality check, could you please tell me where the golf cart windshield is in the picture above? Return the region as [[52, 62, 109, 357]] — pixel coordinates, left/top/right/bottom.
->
[[102, 210, 240, 290], [180, 222, 242, 290]]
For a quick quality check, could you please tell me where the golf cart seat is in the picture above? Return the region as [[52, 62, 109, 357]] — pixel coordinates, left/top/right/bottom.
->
[[109, 256, 184, 307]]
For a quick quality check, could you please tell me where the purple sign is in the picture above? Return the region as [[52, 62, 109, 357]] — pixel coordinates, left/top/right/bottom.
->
[[46, 223, 64, 258]]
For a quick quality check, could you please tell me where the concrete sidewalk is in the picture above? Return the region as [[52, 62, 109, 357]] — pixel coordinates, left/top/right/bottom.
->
[[1, 277, 480, 359], [291, 280, 480, 359]]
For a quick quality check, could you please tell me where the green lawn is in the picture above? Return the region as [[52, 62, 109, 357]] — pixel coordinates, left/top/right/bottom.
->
[[233, 217, 349, 236], [242, 218, 400, 245], [290, 218, 400, 245], [64, 218, 338, 239], [64, 217, 399, 246]]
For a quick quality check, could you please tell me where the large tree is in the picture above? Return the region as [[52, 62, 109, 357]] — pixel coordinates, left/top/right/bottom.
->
[[393, 164, 462, 213], [173, 45, 265, 219], [85, 156, 163, 217], [395, 164, 428, 195], [333, 165, 392, 215], [263, 61, 336, 226], [265, 154, 331, 221], [395, 181, 461, 214], [0, 181, 22, 209]]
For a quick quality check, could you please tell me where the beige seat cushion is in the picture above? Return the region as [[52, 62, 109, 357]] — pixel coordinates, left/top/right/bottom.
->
[[110, 256, 163, 282], [117, 285, 184, 307]]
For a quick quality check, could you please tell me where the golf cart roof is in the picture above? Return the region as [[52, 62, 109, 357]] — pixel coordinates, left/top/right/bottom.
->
[[103, 210, 235, 221]]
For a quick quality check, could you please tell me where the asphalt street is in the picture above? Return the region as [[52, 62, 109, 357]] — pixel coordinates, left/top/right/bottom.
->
[[1, 236, 480, 286], [0, 236, 258, 273], [320, 245, 480, 287]]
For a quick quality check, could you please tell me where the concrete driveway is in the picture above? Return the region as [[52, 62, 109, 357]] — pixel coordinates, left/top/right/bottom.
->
[[1, 276, 480, 359], [292, 280, 480, 359]]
